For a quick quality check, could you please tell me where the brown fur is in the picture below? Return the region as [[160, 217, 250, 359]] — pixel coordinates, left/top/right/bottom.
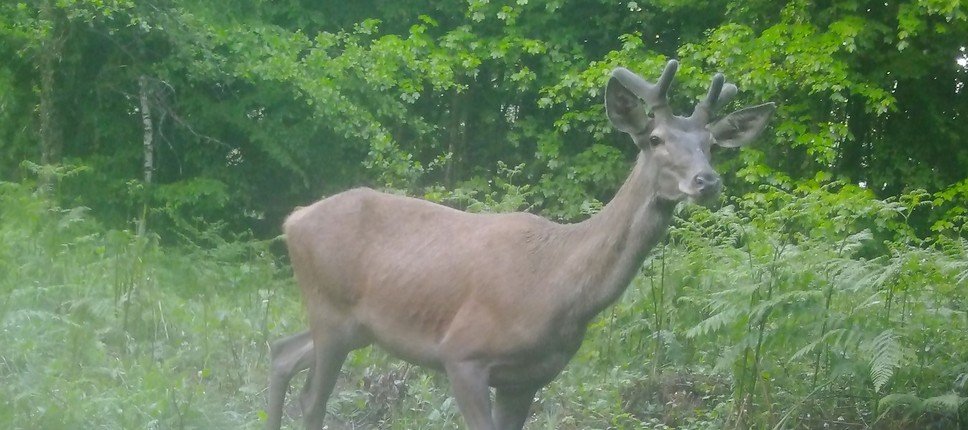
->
[[266, 61, 775, 430]]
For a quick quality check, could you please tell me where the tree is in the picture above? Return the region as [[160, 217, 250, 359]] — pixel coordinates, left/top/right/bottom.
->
[[1, 0, 965, 236]]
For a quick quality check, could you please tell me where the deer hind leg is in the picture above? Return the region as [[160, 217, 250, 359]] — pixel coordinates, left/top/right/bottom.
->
[[492, 386, 538, 430], [266, 331, 314, 430], [301, 321, 365, 430]]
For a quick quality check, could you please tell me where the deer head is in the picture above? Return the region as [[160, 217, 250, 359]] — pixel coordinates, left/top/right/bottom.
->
[[605, 60, 775, 204]]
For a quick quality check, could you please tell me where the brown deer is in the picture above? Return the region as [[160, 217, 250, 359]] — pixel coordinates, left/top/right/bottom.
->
[[266, 60, 775, 430]]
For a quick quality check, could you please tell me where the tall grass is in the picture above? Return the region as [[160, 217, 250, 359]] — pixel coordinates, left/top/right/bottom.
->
[[1, 178, 965, 429], [0, 181, 298, 429]]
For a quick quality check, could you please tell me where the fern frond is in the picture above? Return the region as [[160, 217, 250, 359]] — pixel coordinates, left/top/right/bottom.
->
[[830, 324, 865, 353], [922, 392, 966, 414], [825, 255, 883, 292], [714, 335, 757, 373], [839, 229, 874, 255], [953, 242, 968, 284], [686, 308, 740, 339], [877, 392, 922, 413], [708, 282, 760, 299], [788, 328, 846, 364], [874, 261, 903, 290], [853, 289, 887, 313], [748, 289, 824, 322], [863, 329, 906, 392], [875, 392, 924, 427]]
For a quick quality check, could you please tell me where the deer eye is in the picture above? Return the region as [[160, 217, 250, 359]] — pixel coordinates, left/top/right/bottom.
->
[[648, 135, 663, 147]]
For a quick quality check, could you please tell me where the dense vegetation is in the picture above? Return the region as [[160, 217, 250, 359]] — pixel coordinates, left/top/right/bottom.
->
[[1, 0, 966, 428]]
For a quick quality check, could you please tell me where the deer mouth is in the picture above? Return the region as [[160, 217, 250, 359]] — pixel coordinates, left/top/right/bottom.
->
[[678, 181, 722, 205]]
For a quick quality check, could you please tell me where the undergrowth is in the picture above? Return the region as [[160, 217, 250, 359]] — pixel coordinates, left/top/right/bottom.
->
[[1, 178, 966, 429], [0, 181, 298, 429]]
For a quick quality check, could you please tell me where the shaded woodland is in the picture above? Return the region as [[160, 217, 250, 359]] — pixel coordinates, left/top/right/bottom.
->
[[1, 0, 966, 428]]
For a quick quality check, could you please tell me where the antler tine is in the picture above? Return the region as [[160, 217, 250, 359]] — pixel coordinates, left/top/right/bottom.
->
[[611, 60, 679, 114], [715, 83, 738, 111], [692, 72, 726, 122], [653, 60, 679, 102]]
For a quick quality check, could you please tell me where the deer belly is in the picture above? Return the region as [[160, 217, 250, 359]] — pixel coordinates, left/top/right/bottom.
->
[[488, 351, 574, 389]]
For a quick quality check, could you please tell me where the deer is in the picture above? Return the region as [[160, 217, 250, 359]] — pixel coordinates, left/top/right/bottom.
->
[[265, 60, 775, 430]]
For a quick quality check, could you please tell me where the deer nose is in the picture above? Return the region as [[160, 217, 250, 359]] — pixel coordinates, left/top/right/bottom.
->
[[694, 172, 721, 194]]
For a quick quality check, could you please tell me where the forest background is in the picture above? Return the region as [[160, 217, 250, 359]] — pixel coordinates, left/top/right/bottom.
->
[[1, 0, 967, 428]]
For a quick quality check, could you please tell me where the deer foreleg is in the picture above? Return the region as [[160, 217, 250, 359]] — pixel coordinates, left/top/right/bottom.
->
[[445, 360, 496, 430], [492, 387, 537, 430]]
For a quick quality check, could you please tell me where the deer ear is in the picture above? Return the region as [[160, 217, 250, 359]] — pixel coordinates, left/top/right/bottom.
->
[[708, 102, 776, 148], [605, 76, 651, 134]]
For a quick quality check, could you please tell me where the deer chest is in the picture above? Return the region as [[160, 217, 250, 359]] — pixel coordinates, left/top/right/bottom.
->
[[487, 325, 586, 390]]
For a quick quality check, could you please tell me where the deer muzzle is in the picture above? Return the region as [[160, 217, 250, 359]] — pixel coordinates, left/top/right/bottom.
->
[[683, 171, 722, 204]]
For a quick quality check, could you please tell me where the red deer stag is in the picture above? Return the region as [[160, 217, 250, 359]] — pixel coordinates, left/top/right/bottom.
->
[[266, 60, 775, 430]]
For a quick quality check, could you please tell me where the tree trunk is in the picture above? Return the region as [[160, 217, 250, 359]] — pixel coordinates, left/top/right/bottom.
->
[[37, 0, 66, 195], [445, 90, 461, 188], [137, 76, 154, 237], [839, 94, 870, 184]]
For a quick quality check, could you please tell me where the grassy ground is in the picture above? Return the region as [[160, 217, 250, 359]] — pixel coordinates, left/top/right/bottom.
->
[[2, 181, 966, 429]]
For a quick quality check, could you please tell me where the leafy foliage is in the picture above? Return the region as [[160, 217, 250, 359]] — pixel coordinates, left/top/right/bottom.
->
[[1, 0, 967, 428]]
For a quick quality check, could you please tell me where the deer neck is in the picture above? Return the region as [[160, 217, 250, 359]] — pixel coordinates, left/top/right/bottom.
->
[[559, 152, 677, 323]]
